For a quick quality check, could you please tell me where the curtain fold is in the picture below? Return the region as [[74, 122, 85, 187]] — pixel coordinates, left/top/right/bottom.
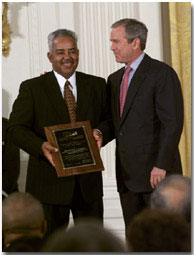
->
[[169, 2, 191, 177]]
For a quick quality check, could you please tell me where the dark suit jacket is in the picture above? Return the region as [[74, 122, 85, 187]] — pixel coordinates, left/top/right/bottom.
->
[[98, 54, 183, 193], [8, 71, 109, 205], [2, 117, 20, 194]]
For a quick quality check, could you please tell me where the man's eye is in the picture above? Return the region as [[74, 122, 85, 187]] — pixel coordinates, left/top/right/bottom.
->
[[69, 50, 76, 54]]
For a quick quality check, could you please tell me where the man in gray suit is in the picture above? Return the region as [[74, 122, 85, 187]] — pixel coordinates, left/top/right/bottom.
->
[[94, 19, 183, 236]]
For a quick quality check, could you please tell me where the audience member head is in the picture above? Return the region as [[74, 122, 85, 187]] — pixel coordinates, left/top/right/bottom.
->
[[5, 236, 43, 252], [42, 218, 126, 252], [2, 192, 47, 247], [150, 174, 191, 222], [127, 208, 191, 252]]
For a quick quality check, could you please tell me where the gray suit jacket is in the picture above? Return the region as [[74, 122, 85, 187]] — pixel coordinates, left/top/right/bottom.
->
[[98, 54, 183, 193]]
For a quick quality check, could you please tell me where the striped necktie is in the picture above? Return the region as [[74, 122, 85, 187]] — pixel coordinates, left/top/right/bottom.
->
[[64, 80, 77, 123]]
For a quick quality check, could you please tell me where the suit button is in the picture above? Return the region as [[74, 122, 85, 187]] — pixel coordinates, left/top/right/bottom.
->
[[119, 131, 123, 136]]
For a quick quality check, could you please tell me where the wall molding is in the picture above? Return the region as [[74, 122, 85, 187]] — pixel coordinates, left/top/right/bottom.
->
[[27, 2, 42, 77]]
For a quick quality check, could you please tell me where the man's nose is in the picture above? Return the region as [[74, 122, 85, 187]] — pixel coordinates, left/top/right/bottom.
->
[[110, 43, 115, 51], [63, 51, 71, 58]]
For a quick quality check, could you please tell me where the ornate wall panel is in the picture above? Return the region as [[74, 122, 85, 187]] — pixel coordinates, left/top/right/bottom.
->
[[27, 3, 43, 77]]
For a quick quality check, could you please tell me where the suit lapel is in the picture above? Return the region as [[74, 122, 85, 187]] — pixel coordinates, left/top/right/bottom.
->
[[76, 72, 92, 121], [114, 68, 125, 124], [43, 72, 69, 122], [120, 54, 151, 127], [43, 71, 92, 123]]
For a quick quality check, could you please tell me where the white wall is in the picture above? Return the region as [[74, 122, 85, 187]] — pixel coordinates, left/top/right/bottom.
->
[[2, 2, 163, 240]]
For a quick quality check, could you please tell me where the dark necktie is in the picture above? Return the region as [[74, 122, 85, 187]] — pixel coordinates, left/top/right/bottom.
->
[[119, 66, 132, 117], [64, 80, 77, 123]]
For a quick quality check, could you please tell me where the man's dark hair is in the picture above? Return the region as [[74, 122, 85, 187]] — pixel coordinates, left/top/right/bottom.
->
[[150, 174, 191, 222], [48, 29, 78, 53], [42, 218, 126, 252], [111, 18, 148, 50], [127, 208, 191, 252]]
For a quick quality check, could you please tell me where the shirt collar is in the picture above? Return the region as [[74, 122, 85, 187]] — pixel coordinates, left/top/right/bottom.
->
[[125, 52, 145, 71], [53, 70, 76, 90]]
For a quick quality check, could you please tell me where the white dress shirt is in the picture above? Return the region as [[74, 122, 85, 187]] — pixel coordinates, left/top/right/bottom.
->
[[124, 52, 145, 87], [53, 71, 77, 101]]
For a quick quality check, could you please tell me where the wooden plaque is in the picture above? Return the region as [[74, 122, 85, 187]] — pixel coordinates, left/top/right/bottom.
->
[[44, 121, 104, 177]]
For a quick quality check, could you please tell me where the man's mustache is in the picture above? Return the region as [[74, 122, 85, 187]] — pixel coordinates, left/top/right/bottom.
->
[[62, 60, 74, 64]]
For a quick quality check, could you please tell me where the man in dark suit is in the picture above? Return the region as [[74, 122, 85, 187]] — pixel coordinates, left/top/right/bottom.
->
[[94, 19, 183, 236], [7, 29, 109, 235], [2, 117, 20, 196]]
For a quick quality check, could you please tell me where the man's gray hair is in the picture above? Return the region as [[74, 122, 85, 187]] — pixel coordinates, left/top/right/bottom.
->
[[111, 18, 148, 50], [48, 29, 78, 53], [150, 174, 191, 222], [2, 192, 45, 232]]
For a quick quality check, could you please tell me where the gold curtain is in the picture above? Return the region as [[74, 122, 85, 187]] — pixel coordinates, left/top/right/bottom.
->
[[169, 2, 191, 177]]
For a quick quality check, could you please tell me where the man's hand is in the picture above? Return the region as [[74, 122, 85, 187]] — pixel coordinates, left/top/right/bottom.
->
[[150, 166, 166, 189], [41, 142, 58, 167], [93, 130, 103, 151], [40, 72, 47, 76]]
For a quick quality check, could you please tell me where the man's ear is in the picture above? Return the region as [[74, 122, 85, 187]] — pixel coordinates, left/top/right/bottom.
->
[[47, 52, 52, 63], [132, 38, 141, 50]]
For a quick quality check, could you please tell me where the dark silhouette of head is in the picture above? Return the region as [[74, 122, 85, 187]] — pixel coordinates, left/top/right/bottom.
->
[[127, 208, 191, 252], [42, 218, 126, 252], [2, 192, 47, 247], [5, 236, 43, 252], [150, 174, 191, 222]]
